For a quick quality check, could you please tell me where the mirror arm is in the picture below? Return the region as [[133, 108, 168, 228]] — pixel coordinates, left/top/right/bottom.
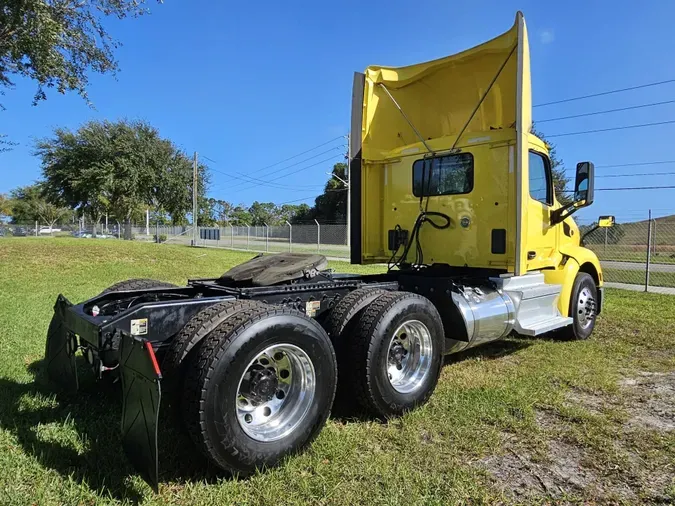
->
[[580, 224, 600, 247], [551, 201, 580, 225]]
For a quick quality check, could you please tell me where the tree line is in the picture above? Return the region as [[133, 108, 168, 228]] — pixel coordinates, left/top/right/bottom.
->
[[0, 119, 347, 235]]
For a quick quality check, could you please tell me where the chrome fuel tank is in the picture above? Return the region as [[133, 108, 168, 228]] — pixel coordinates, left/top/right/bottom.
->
[[451, 285, 516, 349]]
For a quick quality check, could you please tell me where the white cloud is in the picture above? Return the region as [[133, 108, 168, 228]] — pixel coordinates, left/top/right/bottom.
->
[[539, 30, 555, 45]]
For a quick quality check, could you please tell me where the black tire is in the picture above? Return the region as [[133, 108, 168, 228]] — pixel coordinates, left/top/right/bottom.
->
[[324, 287, 388, 341], [182, 305, 337, 475], [560, 272, 598, 340], [99, 278, 178, 295], [161, 299, 267, 395], [347, 291, 444, 418], [324, 287, 387, 404]]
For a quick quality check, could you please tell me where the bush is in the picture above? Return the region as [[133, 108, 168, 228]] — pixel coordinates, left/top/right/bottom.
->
[[154, 234, 167, 243]]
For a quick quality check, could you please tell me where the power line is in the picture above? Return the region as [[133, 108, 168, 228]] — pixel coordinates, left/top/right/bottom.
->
[[247, 136, 345, 177], [224, 146, 345, 191], [534, 79, 675, 107], [278, 189, 347, 205], [537, 100, 675, 123], [207, 164, 324, 191], [547, 120, 675, 138], [597, 171, 675, 178], [232, 154, 345, 194], [562, 185, 675, 192], [596, 160, 675, 168]]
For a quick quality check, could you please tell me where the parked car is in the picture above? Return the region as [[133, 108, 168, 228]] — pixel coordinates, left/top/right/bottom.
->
[[13, 227, 27, 237], [39, 227, 62, 234]]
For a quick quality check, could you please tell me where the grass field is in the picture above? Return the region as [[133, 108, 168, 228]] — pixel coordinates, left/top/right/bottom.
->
[[0, 238, 673, 505]]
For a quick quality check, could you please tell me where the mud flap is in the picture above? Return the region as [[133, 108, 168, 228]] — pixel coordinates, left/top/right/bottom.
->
[[44, 295, 79, 392], [119, 331, 162, 492]]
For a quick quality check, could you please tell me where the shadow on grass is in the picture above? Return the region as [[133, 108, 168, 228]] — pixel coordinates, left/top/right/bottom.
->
[[1, 337, 537, 499], [332, 337, 534, 423], [0, 359, 224, 503], [445, 335, 535, 366]]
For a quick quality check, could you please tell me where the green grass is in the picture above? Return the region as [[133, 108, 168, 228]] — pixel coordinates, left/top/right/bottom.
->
[[603, 268, 675, 288], [0, 238, 673, 504]]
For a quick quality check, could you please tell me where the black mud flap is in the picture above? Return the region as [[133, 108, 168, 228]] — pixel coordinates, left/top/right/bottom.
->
[[44, 295, 79, 392], [119, 331, 162, 492]]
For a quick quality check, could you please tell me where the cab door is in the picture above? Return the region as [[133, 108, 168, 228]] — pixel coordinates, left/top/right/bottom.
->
[[525, 149, 558, 270]]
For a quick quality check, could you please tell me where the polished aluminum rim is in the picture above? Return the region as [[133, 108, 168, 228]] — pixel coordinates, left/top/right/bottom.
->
[[577, 286, 596, 329], [386, 320, 433, 394], [235, 344, 315, 442]]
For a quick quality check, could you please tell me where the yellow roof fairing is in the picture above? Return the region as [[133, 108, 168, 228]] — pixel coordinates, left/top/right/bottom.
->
[[362, 13, 527, 161]]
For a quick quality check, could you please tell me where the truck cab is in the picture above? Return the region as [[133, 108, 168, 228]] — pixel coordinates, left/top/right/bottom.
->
[[349, 12, 605, 336]]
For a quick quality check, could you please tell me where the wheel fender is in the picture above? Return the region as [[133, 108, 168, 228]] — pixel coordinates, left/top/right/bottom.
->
[[545, 244, 603, 316]]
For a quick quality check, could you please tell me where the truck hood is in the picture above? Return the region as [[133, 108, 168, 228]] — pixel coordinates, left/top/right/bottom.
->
[[360, 12, 531, 160]]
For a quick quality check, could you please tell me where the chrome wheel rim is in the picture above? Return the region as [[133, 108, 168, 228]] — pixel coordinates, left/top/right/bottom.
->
[[577, 286, 596, 329], [235, 344, 315, 442], [386, 320, 433, 394]]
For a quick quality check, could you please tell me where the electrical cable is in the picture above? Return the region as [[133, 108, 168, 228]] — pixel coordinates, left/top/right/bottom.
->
[[547, 120, 675, 138], [536, 100, 675, 123], [534, 79, 675, 107]]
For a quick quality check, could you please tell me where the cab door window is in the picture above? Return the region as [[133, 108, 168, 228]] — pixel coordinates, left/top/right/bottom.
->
[[528, 151, 553, 205]]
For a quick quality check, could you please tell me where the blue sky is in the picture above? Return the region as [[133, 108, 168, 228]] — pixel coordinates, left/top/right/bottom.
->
[[2, 0, 675, 224]]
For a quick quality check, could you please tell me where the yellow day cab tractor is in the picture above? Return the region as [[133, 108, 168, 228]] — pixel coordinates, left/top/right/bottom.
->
[[43, 12, 612, 490]]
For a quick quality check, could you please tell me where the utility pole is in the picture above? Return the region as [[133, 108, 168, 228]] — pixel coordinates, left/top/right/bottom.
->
[[192, 151, 198, 246], [645, 209, 652, 292], [346, 133, 351, 252]]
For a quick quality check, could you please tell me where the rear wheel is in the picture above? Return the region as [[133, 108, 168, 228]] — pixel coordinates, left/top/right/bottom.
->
[[162, 299, 266, 395], [99, 278, 177, 295], [182, 305, 337, 475], [346, 291, 444, 418], [560, 272, 598, 340]]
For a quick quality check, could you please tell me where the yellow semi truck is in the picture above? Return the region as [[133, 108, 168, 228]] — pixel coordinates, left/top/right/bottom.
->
[[44, 12, 612, 489]]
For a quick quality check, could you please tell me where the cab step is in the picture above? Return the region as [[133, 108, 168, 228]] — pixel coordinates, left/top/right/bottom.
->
[[514, 314, 572, 336], [492, 271, 572, 336]]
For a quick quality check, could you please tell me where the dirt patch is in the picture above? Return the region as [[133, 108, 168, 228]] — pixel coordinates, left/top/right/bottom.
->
[[569, 372, 675, 431], [479, 373, 675, 502], [481, 439, 620, 502]]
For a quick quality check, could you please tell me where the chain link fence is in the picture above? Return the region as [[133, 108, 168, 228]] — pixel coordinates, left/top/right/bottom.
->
[[187, 223, 349, 258], [5, 215, 675, 292], [580, 216, 675, 291]]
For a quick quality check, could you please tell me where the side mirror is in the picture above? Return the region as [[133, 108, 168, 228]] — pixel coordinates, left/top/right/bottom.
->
[[597, 215, 615, 228], [580, 215, 616, 246], [574, 162, 595, 206]]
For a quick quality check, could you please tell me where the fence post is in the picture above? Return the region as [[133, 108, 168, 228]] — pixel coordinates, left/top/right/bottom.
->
[[315, 219, 320, 253], [156, 220, 159, 243], [645, 210, 652, 292], [246, 225, 250, 250], [231, 226, 234, 248], [285, 221, 292, 252], [116, 221, 121, 240], [35, 221, 38, 236], [264, 223, 269, 252]]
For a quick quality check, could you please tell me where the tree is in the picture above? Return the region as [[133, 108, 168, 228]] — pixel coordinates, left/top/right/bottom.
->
[[37, 119, 208, 238], [9, 184, 42, 222], [0, 193, 12, 221], [248, 201, 280, 226], [0, 134, 17, 153], [230, 205, 252, 226], [531, 127, 571, 205], [0, 0, 160, 106], [35, 200, 69, 231], [291, 162, 348, 223]]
